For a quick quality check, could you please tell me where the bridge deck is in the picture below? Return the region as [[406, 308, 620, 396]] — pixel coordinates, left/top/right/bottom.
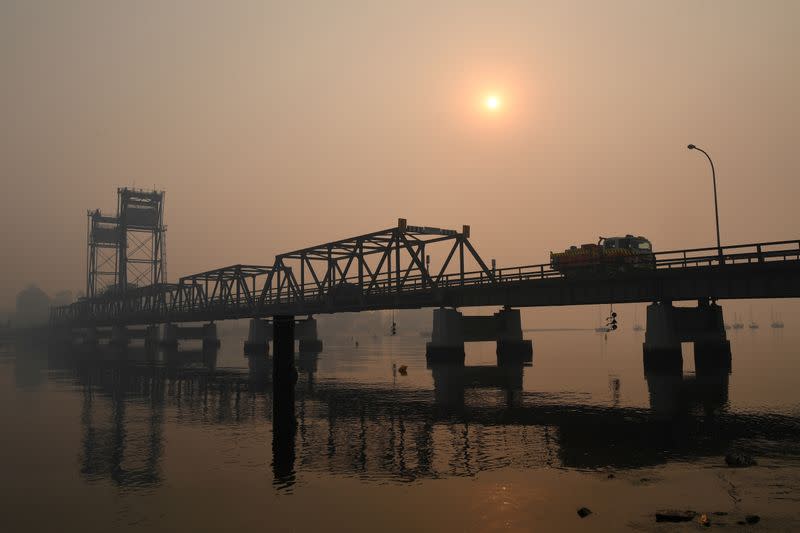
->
[[51, 224, 800, 328]]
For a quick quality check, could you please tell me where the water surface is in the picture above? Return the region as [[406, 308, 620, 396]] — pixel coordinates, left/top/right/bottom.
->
[[2, 327, 799, 531]]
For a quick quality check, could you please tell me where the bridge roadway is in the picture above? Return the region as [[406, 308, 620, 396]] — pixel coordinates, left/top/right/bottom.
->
[[50, 220, 800, 328]]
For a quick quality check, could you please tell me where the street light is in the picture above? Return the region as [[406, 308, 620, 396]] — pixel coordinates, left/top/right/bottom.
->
[[687, 144, 722, 262]]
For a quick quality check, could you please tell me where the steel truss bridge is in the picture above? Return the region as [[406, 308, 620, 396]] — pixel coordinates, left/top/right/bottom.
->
[[51, 219, 800, 327]]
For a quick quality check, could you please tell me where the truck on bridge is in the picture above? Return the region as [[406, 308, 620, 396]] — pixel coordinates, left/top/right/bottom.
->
[[551, 235, 655, 276]]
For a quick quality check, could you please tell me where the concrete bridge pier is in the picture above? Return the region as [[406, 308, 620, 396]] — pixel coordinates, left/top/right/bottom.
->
[[145, 325, 160, 351], [244, 318, 271, 355], [73, 327, 98, 347], [426, 308, 466, 364], [297, 317, 323, 353], [202, 345, 219, 371], [161, 323, 179, 350], [643, 300, 731, 374], [110, 325, 129, 347], [693, 301, 732, 374], [643, 302, 682, 373], [86, 328, 99, 346], [425, 307, 532, 364], [273, 313, 298, 467], [273, 316, 297, 390], [159, 323, 220, 350], [202, 323, 221, 350], [494, 308, 534, 365], [50, 327, 73, 349]]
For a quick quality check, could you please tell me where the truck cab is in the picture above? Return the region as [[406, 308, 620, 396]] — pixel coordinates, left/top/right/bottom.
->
[[601, 235, 653, 253]]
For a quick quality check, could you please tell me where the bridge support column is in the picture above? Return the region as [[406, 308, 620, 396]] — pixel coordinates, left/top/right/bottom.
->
[[244, 318, 270, 355], [495, 308, 533, 364], [110, 325, 129, 347], [145, 325, 160, 351], [202, 323, 221, 349], [273, 315, 297, 393], [692, 301, 732, 374], [161, 323, 179, 350], [51, 328, 73, 349], [81, 327, 98, 346], [643, 302, 682, 373], [297, 317, 323, 353], [643, 300, 730, 374], [426, 308, 465, 364]]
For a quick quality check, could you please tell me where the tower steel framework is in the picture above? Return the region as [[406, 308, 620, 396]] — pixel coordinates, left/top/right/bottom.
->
[[86, 209, 120, 298], [86, 188, 166, 298]]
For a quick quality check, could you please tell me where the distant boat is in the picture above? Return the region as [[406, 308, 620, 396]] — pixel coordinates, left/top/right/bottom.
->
[[770, 308, 785, 329], [748, 307, 759, 329], [724, 324, 732, 330], [595, 326, 611, 333], [732, 313, 744, 329]]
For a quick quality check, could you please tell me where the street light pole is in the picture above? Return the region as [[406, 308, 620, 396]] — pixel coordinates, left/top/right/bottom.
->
[[688, 144, 722, 262]]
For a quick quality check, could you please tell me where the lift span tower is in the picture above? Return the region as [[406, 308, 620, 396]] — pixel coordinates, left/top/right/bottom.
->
[[87, 188, 166, 298]]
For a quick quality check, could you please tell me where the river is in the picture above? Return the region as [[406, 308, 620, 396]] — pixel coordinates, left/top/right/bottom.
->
[[1, 324, 799, 531]]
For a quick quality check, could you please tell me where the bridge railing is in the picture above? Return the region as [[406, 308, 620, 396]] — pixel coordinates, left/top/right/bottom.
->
[[653, 239, 800, 269], [273, 239, 800, 298], [50, 238, 800, 327]]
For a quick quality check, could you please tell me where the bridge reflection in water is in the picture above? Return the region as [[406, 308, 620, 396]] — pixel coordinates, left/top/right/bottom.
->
[[39, 345, 800, 492]]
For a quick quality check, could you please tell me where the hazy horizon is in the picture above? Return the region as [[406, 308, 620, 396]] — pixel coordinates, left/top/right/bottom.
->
[[2, 0, 799, 311]]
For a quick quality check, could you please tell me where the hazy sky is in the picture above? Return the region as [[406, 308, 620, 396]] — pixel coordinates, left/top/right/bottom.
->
[[1, 0, 799, 309]]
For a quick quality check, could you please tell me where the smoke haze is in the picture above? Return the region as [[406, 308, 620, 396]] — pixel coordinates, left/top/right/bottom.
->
[[2, 1, 799, 321]]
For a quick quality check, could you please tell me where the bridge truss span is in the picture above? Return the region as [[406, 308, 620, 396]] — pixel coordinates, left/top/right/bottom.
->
[[53, 219, 504, 326], [51, 221, 800, 328], [274, 218, 495, 300]]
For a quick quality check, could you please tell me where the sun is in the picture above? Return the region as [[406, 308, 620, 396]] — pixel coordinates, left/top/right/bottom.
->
[[484, 95, 501, 111]]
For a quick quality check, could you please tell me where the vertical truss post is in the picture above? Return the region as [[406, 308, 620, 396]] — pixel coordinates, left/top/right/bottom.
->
[[327, 245, 333, 293], [117, 191, 127, 292], [459, 237, 465, 285], [387, 233, 393, 292], [420, 242, 426, 289], [395, 229, 401, 291], [86, 209, 120, 298], [86, 212, 91, 298], [300, 253, 305, 299], [358, 240, 364, 288]]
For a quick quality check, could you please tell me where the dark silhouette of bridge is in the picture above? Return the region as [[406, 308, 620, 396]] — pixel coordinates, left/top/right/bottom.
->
[[52, 219, 800, 327], [50, 218, 800, 373]]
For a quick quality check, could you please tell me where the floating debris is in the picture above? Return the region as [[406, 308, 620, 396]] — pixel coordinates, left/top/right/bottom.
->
[[577, 507, 592, 518], [725, 453, 757, 467], [655, 510, 696, 523], [746, 515, 761, 525]]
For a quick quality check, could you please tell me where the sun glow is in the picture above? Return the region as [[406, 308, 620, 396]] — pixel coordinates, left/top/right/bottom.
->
[[485, 95, 501, 110]]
